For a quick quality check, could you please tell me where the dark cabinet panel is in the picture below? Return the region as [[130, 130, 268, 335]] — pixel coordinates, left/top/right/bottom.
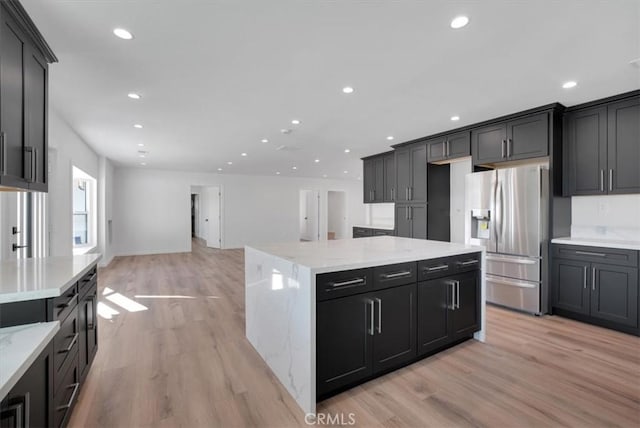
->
[[0, 8, 26, 186], [451, 271, 480, 339], [79, 285, 98, 381], [564, 106, 607, 195], [447, 131, 471, 159], [506, 113, 548, 160], [410, 204, 427, 240], [608, 98, 640, 194], [395, 205, 411, 238], [372, 284, 417, 373], [363, 159, 375, 203], [426, 137, 447, 163], [383, 152, 395, 202], [373, 157, 384, 202], [417, 278, 451, 355], [552, 258, 590, 315], [410, 144, 427, 203], [0, 344, 53, 428], [427, 163, 450, 242], [317, 294, 373, 397], [24, 48, 47, 190], [395, 148, 411, 203], [472, 123, 507, 164], [591, 263, 638, 327]]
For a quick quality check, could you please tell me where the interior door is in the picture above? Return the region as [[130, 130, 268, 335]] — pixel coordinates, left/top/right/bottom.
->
[[496, 166, 542, 257], [205, 186, 221, 248]]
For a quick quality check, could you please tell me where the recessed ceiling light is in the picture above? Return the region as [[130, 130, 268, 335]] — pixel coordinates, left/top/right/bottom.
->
[[140, 162, 146, 166], [450, 16, 469, 29], [261, 138, 269, 143], [241, 152, 247, 157], [276, 172, 281, 175], [134, 124, 143, 129], [292, 166, 297, 170], [562, 81, 577, 89], [128, 92, 141, 100], [357, 176, 362, 180], [281, 129, 292, 134], [386, 136, 394, 141], [137, 143, 144, 147], [451, 115, 460, 121], [113, 28, 133, 40], [291, 119, 301, 125], [314, 159, 320, 163], [344, 149, 351, 153], [322, 174, 327, 178], [217, 168, 223, 171], [227, 161, 233, 165], [138, 154, 146, 158], [343, 170, 349, 174], [342, 86, 354, 94]]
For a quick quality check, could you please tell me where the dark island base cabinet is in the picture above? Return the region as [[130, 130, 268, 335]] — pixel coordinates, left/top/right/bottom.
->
[[352, 227, 394, 238], [317, 253, 480, 400], [552, 245, 639, 335], [0, 344, 53, 428]]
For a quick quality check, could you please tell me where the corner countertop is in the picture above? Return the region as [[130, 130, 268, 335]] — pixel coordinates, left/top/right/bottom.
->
[[0, 322, 60, 400], [0, 254, 101, 304], [247, 236, 484, 274], [353, 224, 395, 231], [551, 237, 640, 251]]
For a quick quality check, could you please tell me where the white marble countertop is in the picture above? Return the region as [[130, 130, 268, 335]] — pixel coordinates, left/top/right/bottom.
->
[[0, 322, 59, 400], [551, 237, 640, 251], [353, 224, 395, 231], [0, 254, 101, 304], [248, 236, 483, 274]]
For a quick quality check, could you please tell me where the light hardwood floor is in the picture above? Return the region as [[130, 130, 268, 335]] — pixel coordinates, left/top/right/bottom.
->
[[69, 240, 640, 428]]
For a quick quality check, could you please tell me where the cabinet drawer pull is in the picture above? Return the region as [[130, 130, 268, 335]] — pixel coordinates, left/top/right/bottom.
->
[[574, 251, 606, 257], [82, 273, 97, 283], [368, 299, 375, 336], [609, 169, 613, 192], [59, 333, 79, 354], [424, 264, 449, 272], [0, 132, 6, 175], [583, 266, 587, 289], [56, 383, 80, 411], [375, 298, 382, 334], [390, 188, 395, 201], [380, 270, 412, 279], [457, 259, 478, 266], [507, 138, 512, 158], [600, 170, 604, 192], [330, 278, 366, 288], [592, 267, 596, 291], [57, 293, 77, 309], [501, 139, 506, 158]]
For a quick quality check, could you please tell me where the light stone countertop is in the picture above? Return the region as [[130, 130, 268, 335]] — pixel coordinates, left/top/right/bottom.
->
[[551, 237, 640, 251], [0, 254, 101, 304], [352, 224, 396, 231], [248, 236, 483, 274], [0, 322, 60, 400]]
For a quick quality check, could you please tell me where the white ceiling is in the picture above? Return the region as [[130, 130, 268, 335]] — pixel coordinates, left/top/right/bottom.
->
[[23, 0, 640, 179]]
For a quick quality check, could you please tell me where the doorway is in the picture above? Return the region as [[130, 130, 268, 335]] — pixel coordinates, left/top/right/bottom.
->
[[191, 194, 199, 238], [204, 186, 221, 249], [327, 191, 347, 240], [299, 190, 320, 241]]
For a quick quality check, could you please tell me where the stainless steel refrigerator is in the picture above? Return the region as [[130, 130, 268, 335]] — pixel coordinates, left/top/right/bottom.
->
[[465, 164, 548, 314]]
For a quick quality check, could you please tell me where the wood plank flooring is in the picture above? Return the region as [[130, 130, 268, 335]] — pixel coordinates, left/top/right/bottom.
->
[[69, 239, 640, 427]]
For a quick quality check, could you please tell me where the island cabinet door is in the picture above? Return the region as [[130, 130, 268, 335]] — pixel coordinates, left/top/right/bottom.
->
[[417, 279, 452, 356], [451, 271, 481, 340], [316, 293, 374, 397], [372, 284, 417, 374]]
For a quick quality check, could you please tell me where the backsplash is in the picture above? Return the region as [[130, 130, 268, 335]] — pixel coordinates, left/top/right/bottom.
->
[[366, 203, 395, 227], [571, 194, 640, 242]]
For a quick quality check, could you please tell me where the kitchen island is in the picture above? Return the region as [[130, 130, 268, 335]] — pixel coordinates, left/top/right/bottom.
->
[[245, 236, 485, 414]]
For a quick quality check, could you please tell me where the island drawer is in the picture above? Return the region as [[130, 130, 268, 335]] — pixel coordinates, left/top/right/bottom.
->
[[452, 253, 482, 273], [373, 262, 417, 290], [78, 266, 98, 298], [53, 307, 79, 388], [53, 358, 80, 428], [50, 284, 79, 322], [552, 244, 638, 267], [418, 257, 455, 280], [317, 268, 373, 301]]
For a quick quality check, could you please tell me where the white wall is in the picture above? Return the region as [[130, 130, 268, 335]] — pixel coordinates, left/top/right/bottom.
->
[[365, 203, 395, 227], [571, 194, 640, 241], [113, 168, 365, 255], [98, 156, 115, 266], [48, 109, 100, 257], [328, 191, 347, 239], [450, 158, 472, 244]]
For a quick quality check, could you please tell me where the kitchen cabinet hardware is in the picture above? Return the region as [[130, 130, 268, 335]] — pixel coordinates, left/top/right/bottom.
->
[[330, 278, 366, 288], [57, 293, 77, 309], [583, 266, 588, 289], [609, 169, 613, 192], [425, 264, 449, 272], [457, 259, 479, 266], [375, 298, 382, 334], [58, 333, 78, 354], [368, 299, 375, 336], [0, 132, 5, 175], [575, 250, 606, 257], [592, 267, 596, 291], [380, 271, 412, 279], [56, 383, 80, 411], [11, 244, 29, 252]]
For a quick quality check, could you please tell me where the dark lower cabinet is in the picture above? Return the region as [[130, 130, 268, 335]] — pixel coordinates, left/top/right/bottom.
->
[[552, 245, 639, 334], [417, 271, 479, 356], [316, 293, 373, 397], [78, 284, 98, 380], [318, 255, 480, 399], [0, 343, 53, 428]]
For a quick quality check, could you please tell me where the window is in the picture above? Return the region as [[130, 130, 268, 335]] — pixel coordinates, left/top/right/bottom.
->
[[73, 166, 97, 254]]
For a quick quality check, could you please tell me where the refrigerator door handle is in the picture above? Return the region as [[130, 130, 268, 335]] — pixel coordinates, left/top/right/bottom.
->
[[495, 181, 503, 243]]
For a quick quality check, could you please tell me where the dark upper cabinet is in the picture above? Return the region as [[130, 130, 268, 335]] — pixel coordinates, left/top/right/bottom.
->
[[607, 97, 640, 194], [564, 106, 607, 195], [0, 1, 56, 192], [591, 263, 638, 327], [316, 293, 374, 397], [552, 258, 590, 315], [0, 343, 53, 428], [395, 204, 427, 239], [383, 152, 395, 202], [472, 113, 548, 165], [427, 131, 470, 163], [564, 93, 639, 196], [363, 153, 391, 203], [372, 284, 417, 373], [395, 143, 427, 203]]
